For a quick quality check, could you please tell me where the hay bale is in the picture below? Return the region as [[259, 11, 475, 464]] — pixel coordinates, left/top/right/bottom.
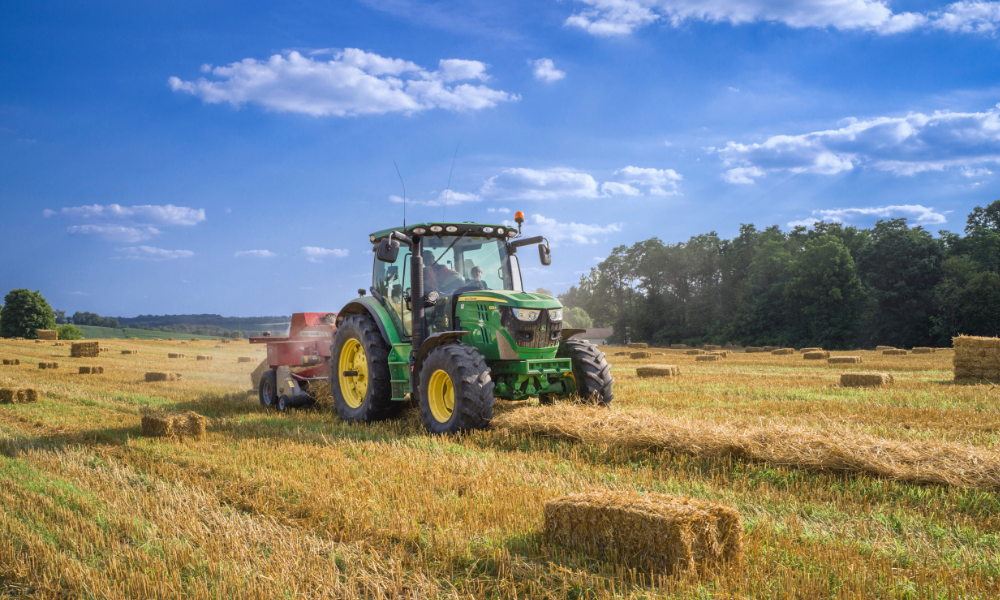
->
[[121, 350, 136, 355], [762, 346, 779, 352], [696, 355, 720, 362], [38, 362, 58, 369], [197, 355, 213, 361], [952, 336, 1000, 382], [94, 366, 104, 374], [22, 389, 38, 403], [71, 341, 99, 358], [744, 347, 763, 353], [0, 389, 14, 404], [883, 349, 908, 356], [636, 364, 681, 377], [53, 342, 64, 347], [841, 372, 894, 387], [912, 347, 935, 354], [613, 351, 630, 356], [250, 360, 270, 389], [221, 339, 231, 344], [215, 345, 223, 348], [800, 347, 822, 353], [2, 359, 19, 366], [804, 351, 830, 360], [875, 346, 896, 351], [685, 349, 705, 355], [168, 338, 175, 341], [237, 356, 254, 363], [141, 414, 174, 437], [771, 348, 794, 356], [168, 353, 185, 359], [145, 372, 182, 382], [141, 411, 206, 440], [703, 345, 721, 351], [628, 343, 648, 349], [829, 356, 862, 364], [544, 489, 743, 575], [670, 344, 688, 349], [629, 351, 652, 359], [79, 366, 92, 374], [36, 329, 58, 340]]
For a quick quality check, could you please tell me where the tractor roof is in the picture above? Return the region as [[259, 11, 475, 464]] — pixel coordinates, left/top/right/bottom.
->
[[369, 222, 512, 243]]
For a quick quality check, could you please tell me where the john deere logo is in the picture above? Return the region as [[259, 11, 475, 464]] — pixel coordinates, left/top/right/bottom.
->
[[540, 325, 546, 331]]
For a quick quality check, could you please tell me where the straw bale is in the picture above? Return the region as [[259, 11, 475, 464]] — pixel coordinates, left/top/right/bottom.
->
[[145, 372, 182, 382], [744, 347, 763, 353], [0, 389, 14, 404], [828, 356, 862, 364], [762, 346, 779, 352], [141, 414, 174, 437], [800, 347, 822, 353], [250, 359, 270, 388], [841, 372, 894, 387], [190, 338, 199, 342], [803, 351, 830, 360], [628, 343, 648, 349], [704, 345, 721, 351], [237, 356, 254, 363], [197, 355, 213, 361], [34, 340, 42, 344], [94, 366, 103, 374], [141, 411, 206, 440], [221, 339, 231, 344], [121, 350, 136, 355], [875, 346, 896, 351], [670, 344, 688, 349], [79, 366, 92, 374], [771, 348, 794, 356], [168, 338, 175, 341], [707, 351, 730, 358], [495, 405, 1000, 489], [181, 342, 187, 345], [71, 341, 99, 358], [53, 342, 64, 346], [636, 364, 681, 378], [953, 336, 1000, 381], [614, 351, 629, 356], [215, 345, 223, 348], [38, 362, 59, 369], [685, 350, 705, 355], [168, 353, 185, 359], [37, 329, 58, 340], [696, 355, 720, 362], [883, 349, 908, 356], [22, 389, 38, 403], [911, 347, 935, 354], [544, 489, 743, 575], [2, 359, 19, 365]]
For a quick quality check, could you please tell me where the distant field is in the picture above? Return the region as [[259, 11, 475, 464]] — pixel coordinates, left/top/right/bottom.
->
[[75, 325, 220, 340], [1, 340, 997, 599]]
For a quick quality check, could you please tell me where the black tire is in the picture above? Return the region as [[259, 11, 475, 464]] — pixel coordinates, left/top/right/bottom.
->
[[259, 369, 277, 408], [418, 343, 494, 434], [330, 314, 402, 423], [538, 393, 555, 405], [558, 339, 614, 406], [278, 395, 290, 412]]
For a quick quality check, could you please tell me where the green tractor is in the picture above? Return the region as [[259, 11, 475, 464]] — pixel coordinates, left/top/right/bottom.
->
[[330, 213, 614, 433]]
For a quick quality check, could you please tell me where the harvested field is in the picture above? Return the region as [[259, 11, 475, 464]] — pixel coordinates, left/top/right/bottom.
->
[[842, 372, 894, 387], [636, 364, 680, 377], [0, 338, 997, 598], [829, 356, 863, 364], [696, 355, 720, 362]]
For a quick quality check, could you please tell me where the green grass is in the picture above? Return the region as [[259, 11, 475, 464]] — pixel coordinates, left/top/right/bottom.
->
[[76, 326, 220, 340]]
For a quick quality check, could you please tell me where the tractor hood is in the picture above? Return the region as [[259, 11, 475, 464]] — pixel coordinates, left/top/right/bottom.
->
[[456, 290, 561, 309]]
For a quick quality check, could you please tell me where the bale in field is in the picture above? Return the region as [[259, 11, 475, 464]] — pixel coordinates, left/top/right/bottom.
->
[[38, 362, 58, 369], [685, 349, 704, 355], [145, 372, 182, 382], [2, 359, 20, 365], [744, 347, 763, 353], [215, 345, 223, 348], [670, 344, 688, 349], [761, 346, 779, 352], [707, 351, 730, 358], [190, 338, 199, 342], [875, 346, 896, 351], [628, 343, 648, 349], [94, 366, 104, 374], [0, 389, 14, 404], [168, 353, 185, 359], [168, 338, 175, 341], [197, 355, 213, 361], [79, 366, 92, 374], [800, 347, 822, 353], [703, 345, 721, 351], [121, 350, 136, 355], [71, 341, 99, 358], [829, 356, 862, 364], [237, 356, 254, 363], [53, 342, 64, 347], [696, 355, 721, 362], [613, 351, 630, 356], [544, 489, 743, 575], [953, 336, 1000, 382], [883, 349, 908, 356], [912, 347, 936, 354], [771, 348, 794, 355], [36, 329, 58, 340], [141, 411, 207, 440], [22, 389, 38, 403], [804, 351, 830, 360], [637, 364, 681, 377], [841, 372, 894, 387]]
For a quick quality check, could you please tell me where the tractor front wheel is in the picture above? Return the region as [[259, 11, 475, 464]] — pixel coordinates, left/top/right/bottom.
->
[[418, 343, 494, 434], [558, 339, 614, 406], [330, 314, 401, 423]]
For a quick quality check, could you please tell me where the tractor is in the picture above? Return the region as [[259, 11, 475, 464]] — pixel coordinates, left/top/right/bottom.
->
[[328, 211, 613, 433]]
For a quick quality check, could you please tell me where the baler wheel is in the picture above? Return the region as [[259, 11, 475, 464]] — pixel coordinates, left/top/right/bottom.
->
[[418, 343, 494, 434], [259, 369, 278, 409], [330, 314, 401, 423]]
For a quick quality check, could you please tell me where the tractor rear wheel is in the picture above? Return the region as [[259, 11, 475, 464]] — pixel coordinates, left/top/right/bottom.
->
[[558, 339, 614, 406], [418, 343, 494, 434], [259, 369, 277, 409], [330, 314, 401, 423]]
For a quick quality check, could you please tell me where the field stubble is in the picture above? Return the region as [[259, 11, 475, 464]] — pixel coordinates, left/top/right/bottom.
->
[[0, 339, 998, 599]]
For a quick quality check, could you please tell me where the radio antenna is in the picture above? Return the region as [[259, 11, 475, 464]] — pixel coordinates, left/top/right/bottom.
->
[[443, 141, 460, 222], [394, 161, 406, 230]]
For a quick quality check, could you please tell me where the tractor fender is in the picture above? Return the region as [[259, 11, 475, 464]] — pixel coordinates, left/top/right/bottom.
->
[[560, 328, 587, 340], [414, 331, 472, 374], [335, 298, 402, 348]]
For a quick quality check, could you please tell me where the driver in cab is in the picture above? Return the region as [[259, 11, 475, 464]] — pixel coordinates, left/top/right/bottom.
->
[[422, 250, 463, 296]]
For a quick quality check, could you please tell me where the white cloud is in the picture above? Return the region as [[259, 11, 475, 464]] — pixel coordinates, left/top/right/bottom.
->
[[390, 190, 481, 206], [506, 213, 622, 246], [69, 291, 87, 296], [116, 246, 194, 260], [787, 204, 949, 228], [169, 49, 518, 117], [600, 181, 642, 196], [564, 0, 1000, 36], [235, 249, 277, 258], [487, 207, 511, 214], [718, 105, 1000, 182], [301, 246, 349, 263], [612, 165, 682, 195], [480, 168, 601, 201], [66, 224, 162, 243], [531, 58, 566, 82], [44, 204, 205, 226]]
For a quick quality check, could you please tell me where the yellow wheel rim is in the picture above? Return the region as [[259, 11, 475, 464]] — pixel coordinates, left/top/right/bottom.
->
[[427, 369, 455, 423], [338, 338, 368, 409]]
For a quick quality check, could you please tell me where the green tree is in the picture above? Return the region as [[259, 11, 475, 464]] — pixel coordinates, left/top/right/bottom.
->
[[563, 307, 593, 329], [57, 324, 84, 340], [725, 239, 795, 346], [0, 289, 57, 339], [784, 236, 864, 348], [931, 256, 1000, 340], [966, 199, 1000, 234], [535, 287, 553, 297]]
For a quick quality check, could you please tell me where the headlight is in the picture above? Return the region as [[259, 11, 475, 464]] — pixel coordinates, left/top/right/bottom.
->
[[514, 308, 540, 322], [427, 291, 439, 302], [430, 225, 442, 232], [413, 227, 426, 234], [548, 309, 563, 322], [482, 227, 494, 233]]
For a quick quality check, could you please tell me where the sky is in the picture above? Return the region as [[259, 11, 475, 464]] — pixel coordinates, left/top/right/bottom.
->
[[3, 0, 1000, 317]]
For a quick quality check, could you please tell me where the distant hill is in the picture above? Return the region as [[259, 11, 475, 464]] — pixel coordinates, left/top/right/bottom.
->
[[76, 325, 219, 340], [116, 314, 291, 330]]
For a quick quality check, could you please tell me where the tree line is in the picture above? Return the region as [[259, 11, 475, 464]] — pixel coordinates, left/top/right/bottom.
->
[[558, 201, 1000, 349]]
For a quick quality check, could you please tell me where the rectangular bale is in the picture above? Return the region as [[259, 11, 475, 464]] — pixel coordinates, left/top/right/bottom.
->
[[953, 336, 1000, 382], [121, 350, 136, 355], [237, 357, 254, 363], [829, 356, 862, 364], [145, 372, 182, 382], [703, 345, 721, 351], [168, 353, 185, 359], [22, 389, 38, 403], [36, 329, 58, 340], [627, 343, 648, 349], [197, 355, 213, 361], [630, 351, 652, 359], [841, 372, 894, 387], [696, 355, 720, 362], [670, 344, 688, 349], [883, 349, 908, 356], [636, 364, 681, 377], [762, 346, 779, 352], [79, 366, 92, 374], [804, 351, 830, 360], [744, 347, 763, 353], [685, 349, 705, 355], [771, 348, 794, 355], [544, 490, 743, 575], [911, 347, 936, 354], [0, 389, 14, 404], [70, 341, 100, 358], [875, 346, 896, 351], [800, 347, 822, 353]]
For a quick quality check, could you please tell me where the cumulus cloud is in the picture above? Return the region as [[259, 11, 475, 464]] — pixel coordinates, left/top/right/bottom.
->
[[487, 207, 511, 214], [787, 204, 949, 228], [300, 246, 349, 263], [718, 105, 1000, 183], [503, 213, 622, 245], [480, 168, 602, 201], [235, 249, 277, 258], [531, 58, 566, 82], [67, 225, 162, 243], [116, 246, 194, 260], [44, 204, 205, 226], [169, 49, 518, 117], [390, 190, 482, 206], [612, 165, 682, 195], [564, 0, 1000, 36], [600, 182, 642, 196]]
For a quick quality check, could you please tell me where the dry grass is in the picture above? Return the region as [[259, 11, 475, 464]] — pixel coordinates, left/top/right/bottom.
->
[[0, 337, 998, 598], [628, 343, 648, 349]]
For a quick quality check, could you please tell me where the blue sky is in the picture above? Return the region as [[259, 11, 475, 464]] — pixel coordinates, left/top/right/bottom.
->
[[3, 0, 1000, 317]]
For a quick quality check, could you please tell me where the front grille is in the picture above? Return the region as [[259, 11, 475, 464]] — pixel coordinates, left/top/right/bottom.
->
[[499, 307, 562, 349]]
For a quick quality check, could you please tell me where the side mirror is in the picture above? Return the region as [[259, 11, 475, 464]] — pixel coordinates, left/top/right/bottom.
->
[[539, 243, 551, 266], [376, 238, 399, 263]]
